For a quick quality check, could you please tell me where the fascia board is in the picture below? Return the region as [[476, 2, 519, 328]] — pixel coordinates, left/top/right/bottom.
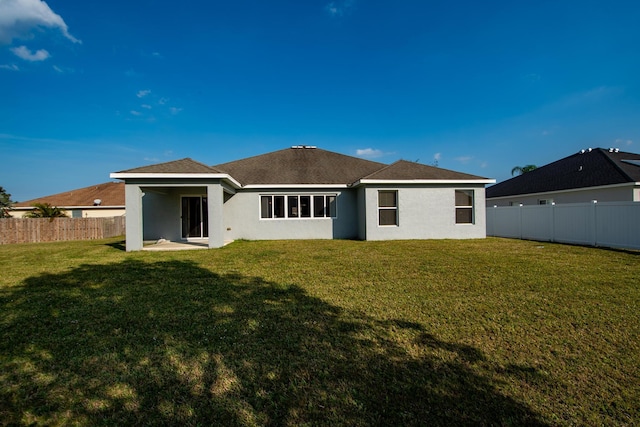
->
[[109, 173, 242, 189], [242, 184, 350, 189], [353, 179, 496, 186]]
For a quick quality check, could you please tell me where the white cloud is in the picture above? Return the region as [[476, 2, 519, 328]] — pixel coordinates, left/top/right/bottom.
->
[[11, 45, 49, 61], [0, 0, 80, 45], [52, 64, 73, 73], [158, 97, 168, 105], [325, 0, 356, 17], [141, 104, 152, 109], [169, 107, 183, 115], [356, 148, 384, 159], [0, 63, 19, 71], [615, 138, 633, 146], [434, 152, 441, 161], [454, 156, 472, 164], [137, 89, 151, 98], [130, 110, 142, 116]]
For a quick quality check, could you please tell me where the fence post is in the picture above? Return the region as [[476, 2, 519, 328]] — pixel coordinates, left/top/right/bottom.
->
[[550, 202, 555, 243], [519, 203, 523, 240], [592, 200, 598, 247]]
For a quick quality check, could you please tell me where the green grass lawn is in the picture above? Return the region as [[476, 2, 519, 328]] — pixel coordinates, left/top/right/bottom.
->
[[0, 237, 638, 426]]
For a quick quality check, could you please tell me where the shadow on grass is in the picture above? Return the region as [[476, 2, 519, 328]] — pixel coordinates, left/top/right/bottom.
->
[[104, 239, 126, 251], [0, 260, 548, 426]]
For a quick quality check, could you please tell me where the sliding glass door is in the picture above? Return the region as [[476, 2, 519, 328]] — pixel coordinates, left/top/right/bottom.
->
[[181, 196, 208, 239]]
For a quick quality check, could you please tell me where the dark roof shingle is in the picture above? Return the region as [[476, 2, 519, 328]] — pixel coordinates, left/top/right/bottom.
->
[[213, 147, 386, 185], [362, 160, 490, 181], [487, 148, 640, 198], [116, 158, 224, 174]]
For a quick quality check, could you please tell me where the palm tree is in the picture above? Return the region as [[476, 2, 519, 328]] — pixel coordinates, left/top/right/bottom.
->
[[0, 186, 14, 218], [511, 165, 538, 176], [24, 203, 68, 219]]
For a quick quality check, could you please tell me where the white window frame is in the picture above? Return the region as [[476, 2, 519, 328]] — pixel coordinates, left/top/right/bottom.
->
[[455, 189, 474, 224], [260, 194, 337, 220], [378, 190, 398, 227]]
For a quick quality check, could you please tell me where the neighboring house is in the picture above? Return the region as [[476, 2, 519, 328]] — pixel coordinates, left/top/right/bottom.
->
[[11, 182, 125, 218], [111, 146, 495, 251], [486, 147, 640, 207]]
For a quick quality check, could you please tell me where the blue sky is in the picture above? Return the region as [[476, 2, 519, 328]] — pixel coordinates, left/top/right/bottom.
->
[[1, 0, 639, 201]]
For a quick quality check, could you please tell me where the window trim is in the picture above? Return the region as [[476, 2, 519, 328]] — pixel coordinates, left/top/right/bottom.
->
[[455, 189, 474, 224], [260, 194, 337, 220], [378, 190, 398, 227]]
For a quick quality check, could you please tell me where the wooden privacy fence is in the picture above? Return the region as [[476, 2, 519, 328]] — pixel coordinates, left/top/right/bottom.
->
[[0, 216, 126, 244], [486, 201, 640, 250]]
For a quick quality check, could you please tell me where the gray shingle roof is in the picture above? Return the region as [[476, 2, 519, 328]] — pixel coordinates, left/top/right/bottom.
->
[[115, 158, 224, 174], [486, 148, 640, 198], [113, 147, 491, 186], [213, 147, 386, 185], [362, 160, 490, 181]]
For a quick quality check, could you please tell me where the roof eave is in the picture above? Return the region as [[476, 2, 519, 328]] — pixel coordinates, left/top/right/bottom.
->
[[109, 172, 242, 189], [353, 179, 496, 186], [243, 184, 350, 189]]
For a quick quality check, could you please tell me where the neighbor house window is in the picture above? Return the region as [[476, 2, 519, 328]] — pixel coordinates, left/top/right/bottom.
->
[[378, 190, 398, 226], [538, 199, 554, 205], [260, 195, 337, 219], [455, 190, 474, 224]]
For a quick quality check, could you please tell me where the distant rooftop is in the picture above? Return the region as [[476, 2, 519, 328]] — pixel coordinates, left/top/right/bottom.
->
[[14, 182, 125, 207], [486, 147, 640, 198]]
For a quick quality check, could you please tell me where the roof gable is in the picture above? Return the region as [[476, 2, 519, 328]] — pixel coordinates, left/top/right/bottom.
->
[[115, 158, 223, 174], [213, 147, 385, 185], [487, 148, 640, 198], [361, 160, 490, 181], [14, 182, 124, 207]]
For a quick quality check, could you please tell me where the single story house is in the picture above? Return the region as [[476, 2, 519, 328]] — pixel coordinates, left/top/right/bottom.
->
[[486, 147, 640, 207], [11, 182, 125, 218], [111, 146, 495, 251]]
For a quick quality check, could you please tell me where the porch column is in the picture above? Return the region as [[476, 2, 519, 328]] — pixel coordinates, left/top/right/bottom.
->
[[207, 184, 224, 248], [125, 184, 144, 251]]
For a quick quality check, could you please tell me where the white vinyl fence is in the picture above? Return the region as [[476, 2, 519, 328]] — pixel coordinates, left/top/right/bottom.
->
[[486, 201, 640, 250]]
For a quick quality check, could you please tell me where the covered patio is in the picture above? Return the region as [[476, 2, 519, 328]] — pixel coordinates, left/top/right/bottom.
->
[[142, 239, 235, 251]]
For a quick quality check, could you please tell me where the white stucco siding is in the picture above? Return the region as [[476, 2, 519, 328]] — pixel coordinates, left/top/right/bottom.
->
[[363, 185, 487, 241], [223, 189, 359, 241]]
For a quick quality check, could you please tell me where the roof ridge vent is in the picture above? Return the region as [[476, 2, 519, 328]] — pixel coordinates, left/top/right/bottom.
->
[[291, 145, 317, 149]]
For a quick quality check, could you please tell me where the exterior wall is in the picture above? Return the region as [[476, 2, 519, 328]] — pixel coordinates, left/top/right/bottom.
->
[[357, 187, 367, 240], [363, 184, 488, 240], [487, 184, 637, 207], [125, 184, 143, 251], [222, 188, 359, 241], [142, 189, 184, 242]]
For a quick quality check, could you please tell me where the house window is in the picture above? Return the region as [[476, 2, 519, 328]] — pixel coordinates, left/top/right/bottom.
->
[[260, 195, 337, 219], [538, 199, 554, 205], [378, 190, 398, 226], [455, 190, 474, 224]]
